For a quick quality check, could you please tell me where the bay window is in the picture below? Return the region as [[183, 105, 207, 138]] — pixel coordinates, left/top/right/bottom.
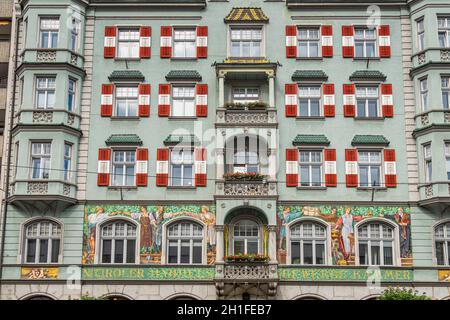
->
[[417, 18, 425, 51], [39, 18, 59, 49], [232, 87, 260, 104], [31, 142, 51, 179], [35, 77, 56, 109], [232, 136, 259, 174], [438, 17, 450, 48], [442, 77, 450, 109]]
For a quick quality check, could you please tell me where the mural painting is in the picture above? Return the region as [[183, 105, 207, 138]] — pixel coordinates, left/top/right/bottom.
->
[[82, 204, 216, 265], [277, 205, 411, 266], [438, 270, 450, 282], [21, 267, 59, 280]]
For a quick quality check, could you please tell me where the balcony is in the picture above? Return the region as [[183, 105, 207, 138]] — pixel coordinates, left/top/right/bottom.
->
[[216, 179, 277, 198], [418, 182, 450, 210], [19, 48, 85, 70], [17, 109, 81, 130], [216, 102, 277, 127]]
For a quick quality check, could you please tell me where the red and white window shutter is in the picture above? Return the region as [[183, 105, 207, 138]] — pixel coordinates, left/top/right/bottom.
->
[[321, 25, 333, 57], [342, 26, 355, 58], [194, 148, 207, 187], [324, 149, 337, 187], [196, 26, 208, 58], [97, 148, 111, 186], [101, 84, 114, 117], [286, 148, 298, 187], [104, 26, 116, 58], [381, 84, 394, 118], [345, 149, 358, 187], [158, 84, 171, 117], [156, 148, 169, 186], [285, 84, 298, 117], [196, 84, 208, 117], [384, 149, 397, 187], [343, 84, 356, 117], [286, 25, 297, 58], [139, 26, 151, 59], [138, 84, 150, 117], [378, 25, 391, 58], [136, 148, 148, 186], [323, 83, 335, 117], [160, 26, 173, 58]]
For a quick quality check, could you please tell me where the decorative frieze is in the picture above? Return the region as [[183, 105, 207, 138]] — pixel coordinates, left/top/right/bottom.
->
[[441, 50, 450, 62], [225, 111, 268, 124], [223, 263, 271, 280], [63, 184, 71, 196], [70, 54, 78, 65], [67, 114, 75, 126], [425, 185, 434, 198], [36, 50, 56, 62], [223, 181, 269, 196], [32, 111, 53, 123], [418, 53, 426, 65], [444, 112, 450, 123], [27, 182, 49, 194], [421, 114, 429, 126]]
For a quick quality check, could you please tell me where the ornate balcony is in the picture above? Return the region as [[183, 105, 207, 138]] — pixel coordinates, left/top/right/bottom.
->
[[17, 109, 81, 130], [216, 106, 277, 127], [215, 180, 277, 198], [418, 182, 450, 210], [20, 48, 84, 69], [414, 109, 450, 131]]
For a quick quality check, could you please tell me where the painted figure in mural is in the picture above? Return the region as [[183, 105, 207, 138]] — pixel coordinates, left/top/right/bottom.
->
[[394, 207, 410, 258], [334, 207, 364, 259], [200, 205, 216, 247], [154, 206, 164, 252], [139, 206, 155, 253]]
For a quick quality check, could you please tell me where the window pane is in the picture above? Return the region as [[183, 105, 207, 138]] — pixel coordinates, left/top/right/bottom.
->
[[183, 165, 193, 186], [234, 240, 245, 254], [26, 239, 36, 263], [291, 241, 301, 264], [310, 100, 320, 116], [359, 166, 369, 187], [126, 240, 135, 263], [311, 166, 321, 186], [371, 166, 381, 186], [436, 241, 445, 265], [168, 240, 178, 264], [247, 241, 258, 255], [298, 42, 308, 57], [303, 242, 313, 264], [51, 239, 60, 263], [316, 243, 325, 264], [102, 240, 112, 263], [300, 166, 310, 186], [368, 100, 378, 117], [359, 243, 368, 265], [371, 244, 380, 265], [193, 240, 202, 264], [39, 239, 48, 263], [180, 240, 190, 264], [383, 241, 393, 265], [114, 240, 124, 263], [355, 42, 364, 57]]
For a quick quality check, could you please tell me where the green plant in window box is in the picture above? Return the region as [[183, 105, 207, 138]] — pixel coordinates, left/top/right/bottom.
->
[[377, 287, 431, 300], [224, 254, 269, 263], [223, 172, 266, 181], [224, 101, 268, 110]]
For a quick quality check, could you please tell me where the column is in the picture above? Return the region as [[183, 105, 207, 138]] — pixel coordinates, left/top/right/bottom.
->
[[215, 225, 224, 263], [268, 73, 275, 108], [216, 148, 225, 179], [218, 73, 225, 107], [268, 225, 277, 263]]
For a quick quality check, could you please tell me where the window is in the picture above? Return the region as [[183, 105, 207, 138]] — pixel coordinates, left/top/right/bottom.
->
[[115, 86, 138, 117], [232, 87, 260, 104], [167, 221, 203, 264], [39, 18, 59, 49], [31, 142, 51, 179], [442, 77, 450, 109], [445, 143, 450, 180], [170, 148, 194, 187], [297, 27, 320, 58], [67, 78, 76, 112], [417, 19, 425, 51], [232, 136, 259, 174], [230, 27, 262, 58], [35, 77, 56, 109], [299, 150, 323, 187], [435, 222, 450, 266], [358, 222, 395, 266], [112, 150, 135, 186], [172, 86, 195, 117], [233, 219, 260, 255], [290, 221, 326, 265], [117, 28, 140, 58], [24, 220, 61, 264], [101, 221, 137, 264], [420, 78, 429, 111], [173, 28, 196, 58], [356, 86, 379, 117], [354, 27, 377, 58], [298, 86, 321, 117], [438, 17, 450, 48], [70, 18, 80, 52], [63, 143, 72, 182], [424, 144, 432, 183], [358, 151, 381, 187]]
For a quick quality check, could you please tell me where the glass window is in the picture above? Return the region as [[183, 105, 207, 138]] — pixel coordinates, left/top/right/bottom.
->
[[299, 150, 323, 187], [232, 219, 260, 255], [424, 144, 432, 183], [70, 18, 80, 52], [420, 78, 429, 111], [297, 27, 320, 58], [417, 19, 425, 51], [446, 143, 450, 180], [35, 77, 56, 109], [39, 18, 59, 49], [25, 220, 61, 264], [435, 222, 450, 266], [290, 221, 327, 265], [63, 143, 72, 182], [115, 86, 138, 117], [356, 86, 379, 118], [117, 29, 140, 58], [230, 27, 263, 58], [442, 77, 450, 109], [101, 221, 137, 264], [31, 142, 51, 179], [112, 150, 136, 186], [232, 136, 259, 174], [298, 86, 321, 117], [358, 151, 381, 187], [167, 221, 203, 264], [232, 87, 260, 104], [354, 28, 377, 58], [172, 86, 195, 117], [68, 78, 76, 112], [170, 149, 194, 187], [358, 222, 395, 266], [438, 17, 450, 48], [173, 28, 196, 58]]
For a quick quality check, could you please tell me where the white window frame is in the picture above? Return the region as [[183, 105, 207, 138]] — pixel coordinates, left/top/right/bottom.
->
[[288, 219, 328, 265], [117, 28, 140, 59], [166, 221, 204, 265], [35, 76, 56, 109], [67, 78, 76, 112], [114, 85, 138, 117], [417, 18, 425, 51], [356, 85, 380, 118], [445, 142, 450, 180], [23, 219, 62, 264], [438, 16, 450, 48], [354, 27, 378, 58], [357, 150, 382, 187], [232, 87, 260, 104], [298, 149, 323, 187], [231, 135, 260, 174], [297, 27, 320, 58], [420, 78, 429, 111], [39, 17, 59, 49], [99, 220, 138, 264], [442, 76, 450, 109], [63, 142, 72, 182], [424, 143, 432, 183], [230, 218, 262, 255], [298, 85, 322, 117], [170, 148, 194, 187], [30, 142, 51, 180], [434, 221, 450, 266], [70, 18, 80, 52], [173, 27, 197, 59], [111, 150, 136, 187], [171, 85, 195, 117], [229, 25, 264, 58]]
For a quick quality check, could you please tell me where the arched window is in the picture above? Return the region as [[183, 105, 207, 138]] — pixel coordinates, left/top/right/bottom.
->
[[24, 220, 61, 264], [232, 219, 261, 255], [100, 220, 137, 264], [290, 221, 327, 265], [167, 221, 203, 264], [357, 222, 395, 266], [24, 295, 55, 300], [435, 222, 450, 265]]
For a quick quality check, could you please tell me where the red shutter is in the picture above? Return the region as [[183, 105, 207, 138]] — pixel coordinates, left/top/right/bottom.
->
[[101, 84, 114, 117], [384, 149, 397, 187], [345, 149, 358, 187], [196, 26, 208, 58], [378, 25, 391, 58], [138, 84, 151, 117], [381, 84, 394, 118], [342, 26, 354, 58], [160, 26, 172, 58], [196, 84, 208, 117], [136, 148, 148, 186], [323, 83, 335, 117], [286, 25, 297, 58], [343, 84, 356, 117], [158, 84, 171, 117], [104, 26, 116, 58], [324, 149, 337, 187], [321, 25, 333, 57], [97, 148, 111, 186], [285, 84, 298, 117], [156, 148, 169, 186], [286, 148, 298, 187], [139, 26, 152, 59], [194, 148, 207, 187]]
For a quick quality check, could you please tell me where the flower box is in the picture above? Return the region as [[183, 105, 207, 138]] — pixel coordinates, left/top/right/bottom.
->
[[223, 172, 266, 181], [224, 101, 268, 110], [224, 254, 269, 263]]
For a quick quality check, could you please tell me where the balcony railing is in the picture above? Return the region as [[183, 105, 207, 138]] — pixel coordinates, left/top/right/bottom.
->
[[17, 109, 81, 129], [216, 106, 277, 126], [216, 180, 277, 197]]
